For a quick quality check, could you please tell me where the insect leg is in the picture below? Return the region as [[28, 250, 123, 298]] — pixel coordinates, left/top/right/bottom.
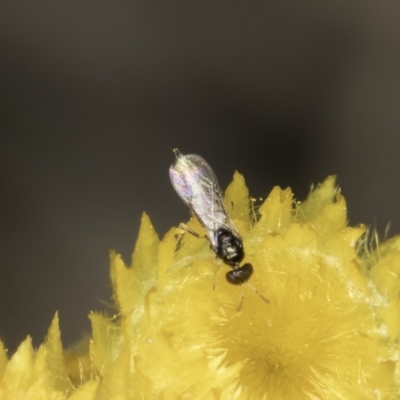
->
[[236, 286, 245, 312], [178, 222, 206, 239], [212, 264, 222, 291], [234, 283, 269, 313]]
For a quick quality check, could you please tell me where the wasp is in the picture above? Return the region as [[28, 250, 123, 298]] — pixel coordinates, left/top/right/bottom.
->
[[169, 149, 253, 285]]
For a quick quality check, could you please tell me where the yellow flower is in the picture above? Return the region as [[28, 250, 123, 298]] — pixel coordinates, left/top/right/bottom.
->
[[1, 174, 399, 399]]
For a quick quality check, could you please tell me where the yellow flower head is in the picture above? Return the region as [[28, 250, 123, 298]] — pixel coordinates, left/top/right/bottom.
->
[[1, 174, 399, 399], [91, 174, 400, 399]]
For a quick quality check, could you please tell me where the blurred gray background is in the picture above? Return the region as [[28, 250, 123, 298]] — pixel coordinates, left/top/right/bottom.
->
[[1, 1, 399, 353]]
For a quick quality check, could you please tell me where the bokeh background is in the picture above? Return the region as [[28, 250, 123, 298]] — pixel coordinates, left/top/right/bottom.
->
[[1, 1, 399, 353]]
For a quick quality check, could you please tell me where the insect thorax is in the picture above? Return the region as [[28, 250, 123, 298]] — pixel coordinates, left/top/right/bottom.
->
[[214, 228, 244, 266]]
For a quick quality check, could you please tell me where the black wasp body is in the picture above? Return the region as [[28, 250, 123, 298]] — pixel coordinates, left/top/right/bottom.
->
[[169, 149, 253, 285]]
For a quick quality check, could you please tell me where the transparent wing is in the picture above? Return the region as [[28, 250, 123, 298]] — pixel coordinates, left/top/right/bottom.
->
[[169, 153, 239, 245]]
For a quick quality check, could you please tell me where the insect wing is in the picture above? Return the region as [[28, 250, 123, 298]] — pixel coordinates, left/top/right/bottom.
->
[[170, 154, 233, 241]]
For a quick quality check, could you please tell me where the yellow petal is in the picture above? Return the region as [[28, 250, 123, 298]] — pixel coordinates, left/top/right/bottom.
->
[[1, 337, 34, 394], [224, 171, 251, 226], [68, 379, 100, 400], [0, 341, 7, 380], [45, 312, 72, 394]]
